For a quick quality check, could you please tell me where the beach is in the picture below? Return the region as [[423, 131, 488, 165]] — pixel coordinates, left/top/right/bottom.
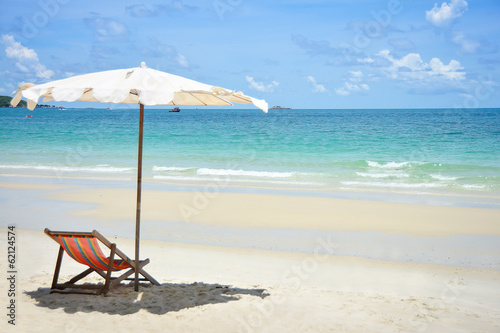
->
[[1, 107, 500, 331], [2, 0, 500, 327], [1, 177, 500, 332]]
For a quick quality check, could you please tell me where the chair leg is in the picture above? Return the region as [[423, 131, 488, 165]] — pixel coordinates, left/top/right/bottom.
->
[[109, 260, 149, 289], [138, 268, 161, 286], [93, 269, 107, 279], [51, 246, 64, 290], [130, 258, 160, 285], [65, 267, 95, 285], [102, 244, 116, 294]]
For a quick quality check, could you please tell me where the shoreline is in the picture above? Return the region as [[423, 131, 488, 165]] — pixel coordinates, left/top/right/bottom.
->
[[2, 173, 500, 209], [2, 175, 500, 235], [41, 186, 500, 236], [1, 175, 499, 271]]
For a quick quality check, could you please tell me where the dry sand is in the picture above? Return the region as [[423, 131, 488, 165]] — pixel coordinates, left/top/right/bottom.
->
[[1, 228, 499, 332], [1, 180, 500, 332]]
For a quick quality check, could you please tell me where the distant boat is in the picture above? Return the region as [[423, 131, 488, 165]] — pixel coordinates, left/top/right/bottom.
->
[[169, 107, 180, 112], [270, 105, 291, 109], [26, 115, 33, 118]]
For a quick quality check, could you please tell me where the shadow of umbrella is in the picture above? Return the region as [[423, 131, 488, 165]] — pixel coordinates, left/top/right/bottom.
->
[[25, 282, 269, 315]]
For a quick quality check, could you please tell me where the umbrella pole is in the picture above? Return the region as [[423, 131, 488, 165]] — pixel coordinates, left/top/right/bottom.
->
[[134, 104, 145, 292]]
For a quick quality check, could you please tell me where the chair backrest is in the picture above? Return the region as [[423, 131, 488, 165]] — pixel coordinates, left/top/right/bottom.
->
[[48, 231, 130, 271]]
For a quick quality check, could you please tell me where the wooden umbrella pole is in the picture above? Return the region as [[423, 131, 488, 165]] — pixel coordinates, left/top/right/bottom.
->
[[134, 104, 145, 292]]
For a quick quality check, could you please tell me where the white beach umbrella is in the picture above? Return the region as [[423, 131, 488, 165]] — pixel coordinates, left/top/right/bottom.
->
[[11, 62, 268, 291]]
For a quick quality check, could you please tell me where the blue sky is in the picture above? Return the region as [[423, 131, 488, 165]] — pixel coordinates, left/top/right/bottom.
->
[[0, 0, 499, 109]]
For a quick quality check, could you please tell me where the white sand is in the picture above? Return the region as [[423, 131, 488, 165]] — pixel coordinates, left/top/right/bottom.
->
[[1, 180, 500, 332], [43, 187, 500, 236], [1, 228, 499, 332]]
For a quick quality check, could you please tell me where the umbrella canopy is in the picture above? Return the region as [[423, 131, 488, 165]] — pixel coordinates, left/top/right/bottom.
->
[[11, 62, 268, 291], [11, 62, 268, 112]]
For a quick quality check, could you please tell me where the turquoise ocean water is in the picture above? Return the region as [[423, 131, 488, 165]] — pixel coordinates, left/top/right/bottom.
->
[[1, 107, 500, 203]]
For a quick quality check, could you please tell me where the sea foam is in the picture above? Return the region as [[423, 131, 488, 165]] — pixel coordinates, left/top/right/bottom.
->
[[197, 168, 294, 178]]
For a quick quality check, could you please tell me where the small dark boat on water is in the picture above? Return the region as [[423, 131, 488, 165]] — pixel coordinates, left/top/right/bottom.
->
[[169, 107, 180, 112]]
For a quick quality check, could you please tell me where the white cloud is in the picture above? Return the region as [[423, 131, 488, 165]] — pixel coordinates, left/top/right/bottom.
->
[[357, 57, 374, 64], [394, 53, 425, 71], [3, 34, 36, 61], [458, 92, 474, 99], [1, 34, 54, 79], [126, 2, 199, 17], [428, 58, 464, 79], [246, 76, 279, 92], [335, 71, 370, 96], [175, 54, 189, 68], [349, 71, 363, 81], [126, 4, 155, 17], [376, 49, 465, 81], [32, 63, 54, 79], [451, 31, 479, 53], [425, 2, 478, 55], [306, 76, 327, 93], [84, 17, 128, 42], [335, 87, 350, 96], [425, 0, 468, 27]]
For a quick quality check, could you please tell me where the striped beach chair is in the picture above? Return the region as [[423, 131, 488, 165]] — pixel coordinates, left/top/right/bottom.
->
[[44, 228, 160, 295]]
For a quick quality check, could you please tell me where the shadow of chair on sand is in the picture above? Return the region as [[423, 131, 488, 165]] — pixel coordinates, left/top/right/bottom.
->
[[25, 282, 269, 315]]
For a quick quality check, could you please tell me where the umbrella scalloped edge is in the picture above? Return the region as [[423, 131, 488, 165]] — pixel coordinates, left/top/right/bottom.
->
[[10, 63, 268, 113]]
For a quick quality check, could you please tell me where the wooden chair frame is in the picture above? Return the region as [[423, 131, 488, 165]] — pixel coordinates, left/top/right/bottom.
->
[[44, 228, 160, 295]]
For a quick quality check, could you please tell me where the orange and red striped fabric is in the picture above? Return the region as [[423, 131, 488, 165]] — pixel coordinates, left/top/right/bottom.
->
[[54, 234, 131, 271]]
